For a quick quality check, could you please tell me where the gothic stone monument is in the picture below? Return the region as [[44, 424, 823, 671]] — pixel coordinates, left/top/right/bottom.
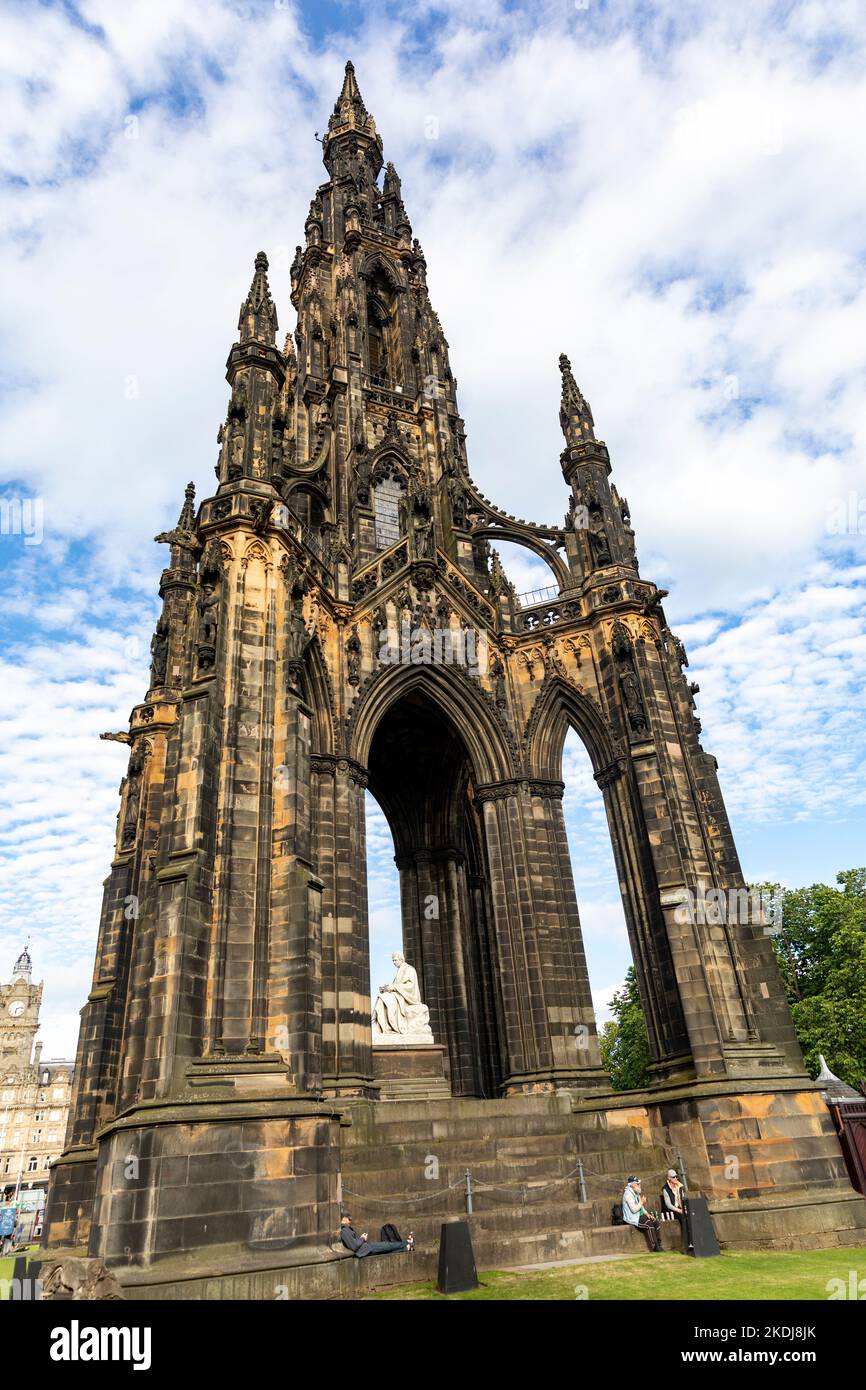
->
[[43, 63, 866, 1294]]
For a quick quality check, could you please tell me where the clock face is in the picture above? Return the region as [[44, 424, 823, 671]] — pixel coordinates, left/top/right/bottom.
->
[[7, 1001, 25, 1018]]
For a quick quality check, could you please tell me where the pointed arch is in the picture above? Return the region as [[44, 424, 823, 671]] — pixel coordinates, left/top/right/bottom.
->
[[241, 538, 271, 568], [524, 674, 621, 780], [347, 662, 518, 784], [302, 635, 336, 755], [358, 251, 405, 292]]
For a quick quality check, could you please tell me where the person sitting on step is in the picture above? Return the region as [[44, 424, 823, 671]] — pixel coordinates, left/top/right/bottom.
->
[[621, 1176, 663, 1252], [661, 1168, 685, 1227], [339, 1213, 415, 1258]]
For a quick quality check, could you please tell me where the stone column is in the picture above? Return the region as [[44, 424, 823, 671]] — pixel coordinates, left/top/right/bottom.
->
[[476, 779, 606, 1094], [318, 756, 375, 1095]]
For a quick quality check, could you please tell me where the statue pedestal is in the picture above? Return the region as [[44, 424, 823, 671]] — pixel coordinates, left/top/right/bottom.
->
[[372, 1044, 451, 1101]]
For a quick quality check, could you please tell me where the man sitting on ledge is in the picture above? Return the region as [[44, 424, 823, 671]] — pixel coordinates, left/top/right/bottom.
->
[[621, 1176, 663, 1252], [340, 1214, 415, 1258]]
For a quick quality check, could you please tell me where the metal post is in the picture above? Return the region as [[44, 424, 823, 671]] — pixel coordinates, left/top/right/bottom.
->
[[465, 1167, 473, 1215], [577, 1158, 587, 1204], [677, 1150, 688, 1191]]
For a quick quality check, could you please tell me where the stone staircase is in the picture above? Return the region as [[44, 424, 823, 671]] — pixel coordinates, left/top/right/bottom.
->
[[339, 1094, 679, 1285]]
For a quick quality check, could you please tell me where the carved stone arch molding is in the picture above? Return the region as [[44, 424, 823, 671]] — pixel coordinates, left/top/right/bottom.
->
[[370, 450, 410, 486], [301, 632, 337, 755], [522, 670, 689, 1064], [241, 538, 272, 569], [358, 250, 406, 292], [346, 661, 518, 786], [471, 523, 571, 591], [524, 674, 620, 782]]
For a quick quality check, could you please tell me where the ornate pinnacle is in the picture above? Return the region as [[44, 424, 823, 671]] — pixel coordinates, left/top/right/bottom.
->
[[330, 59, 370, 127], [558, 352, 595, 444], [177, 481, 196, 532], [324, 60, 382, 172], [155, 481, 198, 570], [238, 250, 278, 345]]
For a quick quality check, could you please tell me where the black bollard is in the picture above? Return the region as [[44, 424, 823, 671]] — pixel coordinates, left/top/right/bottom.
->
[[437, 1220, 479, 1293], [683, 1195, 721, 1257]]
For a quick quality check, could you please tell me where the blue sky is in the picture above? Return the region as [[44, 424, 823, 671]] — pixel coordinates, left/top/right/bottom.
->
[[1, 0, 865, 1055]]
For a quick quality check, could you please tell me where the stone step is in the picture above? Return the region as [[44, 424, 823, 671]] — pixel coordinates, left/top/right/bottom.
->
[[342, 1096, 577, 1125], [344, 1116, 657, 1151], [343, 1140, 673, 1182]]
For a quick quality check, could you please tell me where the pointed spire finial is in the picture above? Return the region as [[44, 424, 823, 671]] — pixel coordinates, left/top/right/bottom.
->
[[155, 480, 198, 568], [337, 59, 362, 109], [177, 481, 196, 532], [559, 353, 595, 444], [238, 250, 278, 345], [324, 59, 382, 174]]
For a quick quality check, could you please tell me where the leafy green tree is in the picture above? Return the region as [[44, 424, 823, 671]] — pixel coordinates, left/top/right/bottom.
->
[[766, 868, 866, 1088], [599, 870, 866, 1092], [599, 965, 651, 1090]]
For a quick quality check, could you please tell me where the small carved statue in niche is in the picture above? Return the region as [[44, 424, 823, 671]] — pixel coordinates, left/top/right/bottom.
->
[[587, 505, 612, 567], [612, 623, 648, 737], [196, 547, 222, 674], [149, 614, 169, 688], [229, 377, 247, 423], [489, 655, 507, 708], [121, 743, 147, 849], [346, 625, 362, 686], [412, 504, 435, 560], [446, 465, 468, 528], [197, 583, 219, 650]]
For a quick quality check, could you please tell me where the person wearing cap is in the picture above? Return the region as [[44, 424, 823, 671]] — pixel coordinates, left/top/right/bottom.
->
[[621, 1176, 663, 1251], [339, 1213, 415, 1257], [661, 1169, 685, 1226]]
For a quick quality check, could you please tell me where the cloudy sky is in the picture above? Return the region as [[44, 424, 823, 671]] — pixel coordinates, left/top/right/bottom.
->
[[1, 0, 864, 1058]]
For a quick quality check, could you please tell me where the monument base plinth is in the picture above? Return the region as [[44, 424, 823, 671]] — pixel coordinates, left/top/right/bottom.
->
[[371, 1043, 451, 1100]]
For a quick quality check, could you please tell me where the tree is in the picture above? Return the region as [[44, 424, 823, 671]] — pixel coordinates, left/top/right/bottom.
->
[[599, 965, 651, 1090], [766, 868, 866, 1088], [599, 869, 866, 1092]]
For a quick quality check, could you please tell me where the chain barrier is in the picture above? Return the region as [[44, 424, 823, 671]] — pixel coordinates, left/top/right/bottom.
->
[[342, 1153, 680, 1213]]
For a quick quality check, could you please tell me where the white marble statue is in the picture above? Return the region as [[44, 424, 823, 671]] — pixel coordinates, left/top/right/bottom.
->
[[372, 952, 434, 1045]]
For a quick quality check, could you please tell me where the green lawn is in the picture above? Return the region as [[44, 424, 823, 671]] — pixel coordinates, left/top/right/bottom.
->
[[370, 1247, 866, 1301]]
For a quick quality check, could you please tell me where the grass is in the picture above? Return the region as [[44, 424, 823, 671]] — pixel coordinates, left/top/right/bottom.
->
[[369, 1247, 866, 1301]]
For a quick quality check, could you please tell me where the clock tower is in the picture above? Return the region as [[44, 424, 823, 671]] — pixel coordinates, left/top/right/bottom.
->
[[0, 947, 41, 1071]]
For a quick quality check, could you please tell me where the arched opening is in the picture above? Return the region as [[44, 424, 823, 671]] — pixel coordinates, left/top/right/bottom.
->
[[372, 471, 404, 549], [525, 680, 691, 1080], [289, 486, 326, 532], [364, 792, 402, 1005], [365, 268, 400, 387], [365, 688, 504, 1097], [367, 296, 389, 381], [472, 532, 571, 602], [561, 729, 640, 1084]]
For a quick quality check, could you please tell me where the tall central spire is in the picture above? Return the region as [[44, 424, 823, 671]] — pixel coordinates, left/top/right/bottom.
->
[[323, 59, 383, 179]]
